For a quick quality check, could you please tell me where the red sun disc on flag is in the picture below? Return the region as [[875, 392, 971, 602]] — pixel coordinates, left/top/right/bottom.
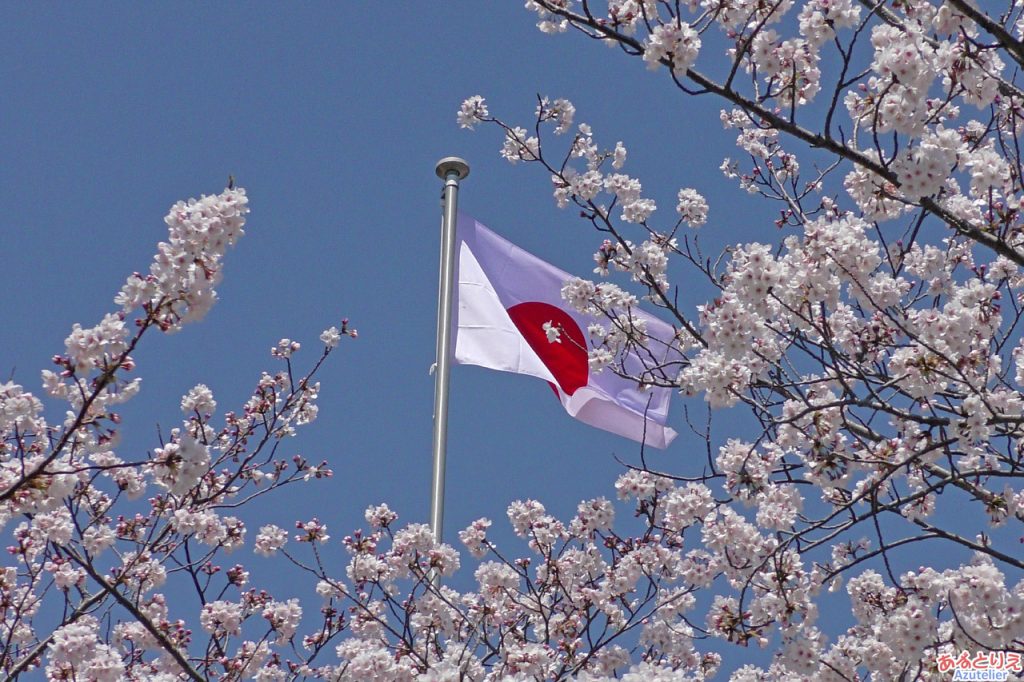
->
[[506, 302, 589, 396]]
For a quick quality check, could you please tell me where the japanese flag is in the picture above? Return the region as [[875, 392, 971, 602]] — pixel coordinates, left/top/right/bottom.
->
[[454, 214, 679, 449]]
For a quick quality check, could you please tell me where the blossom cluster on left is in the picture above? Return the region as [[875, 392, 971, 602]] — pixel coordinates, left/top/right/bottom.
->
[[0, 188, 354, 680]]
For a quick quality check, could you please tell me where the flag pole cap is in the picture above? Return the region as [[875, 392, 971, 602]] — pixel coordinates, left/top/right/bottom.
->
[[436, 157, 470, 180]]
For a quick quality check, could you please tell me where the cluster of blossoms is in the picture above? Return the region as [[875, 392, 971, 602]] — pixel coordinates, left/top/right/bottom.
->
[[265, 496, 729, 680], [459, 94, 703, 242], [0, 188, 364, 680], [233, 469, 1023, 680], [115, 188, 249, 330]]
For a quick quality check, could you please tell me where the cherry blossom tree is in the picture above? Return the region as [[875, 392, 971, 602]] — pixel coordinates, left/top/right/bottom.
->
[[8, 1, 1024, 680], [452, 1, 1024, 678]]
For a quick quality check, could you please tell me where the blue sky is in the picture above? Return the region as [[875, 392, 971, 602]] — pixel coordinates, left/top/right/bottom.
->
[[1, 4, 749, 545], [4, 2, 987, 672]]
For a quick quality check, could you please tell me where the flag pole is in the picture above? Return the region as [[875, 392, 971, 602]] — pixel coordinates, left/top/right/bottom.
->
[[431, 157, 470, 545]]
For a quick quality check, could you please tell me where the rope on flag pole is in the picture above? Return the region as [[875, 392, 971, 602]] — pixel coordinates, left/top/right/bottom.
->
[[430, 157, 469, 546]]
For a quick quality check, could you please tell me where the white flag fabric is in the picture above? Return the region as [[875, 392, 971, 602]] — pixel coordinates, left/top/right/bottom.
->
[[453, 214, 679, 449]]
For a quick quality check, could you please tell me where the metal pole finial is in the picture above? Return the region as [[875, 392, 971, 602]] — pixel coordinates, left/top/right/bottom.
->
[[435, 157, 470, 180]]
